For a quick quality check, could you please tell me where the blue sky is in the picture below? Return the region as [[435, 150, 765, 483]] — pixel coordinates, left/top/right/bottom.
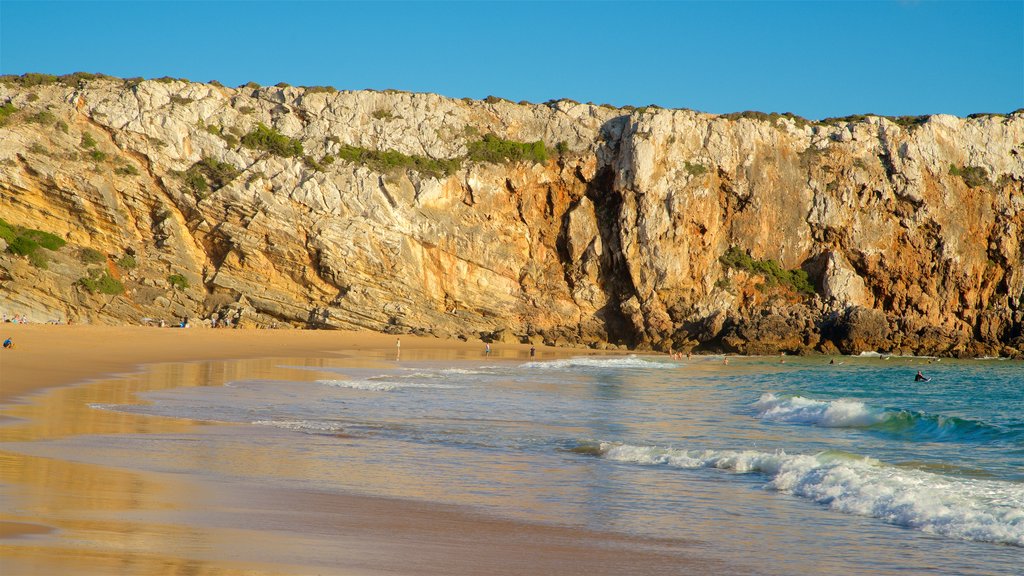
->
[[1, 1, 1021, 119]]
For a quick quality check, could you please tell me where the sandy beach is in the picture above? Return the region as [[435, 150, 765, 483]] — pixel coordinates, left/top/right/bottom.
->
[[0, 325, 720, 575]]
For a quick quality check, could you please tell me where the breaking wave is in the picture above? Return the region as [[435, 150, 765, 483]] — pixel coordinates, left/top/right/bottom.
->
[[754, 393, 1017, 444], [595, 442, 1024, 547]]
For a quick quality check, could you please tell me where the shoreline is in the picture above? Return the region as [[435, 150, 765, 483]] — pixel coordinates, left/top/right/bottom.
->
[[0, 325, 728, 575]]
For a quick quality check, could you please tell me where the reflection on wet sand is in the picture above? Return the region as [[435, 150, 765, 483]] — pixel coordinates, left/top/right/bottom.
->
[[1, 351, 717, 576]]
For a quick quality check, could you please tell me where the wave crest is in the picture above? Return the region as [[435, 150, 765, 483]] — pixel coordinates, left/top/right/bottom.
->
[[598, 442, 1024, 547], [754, 394, 1015, 444]]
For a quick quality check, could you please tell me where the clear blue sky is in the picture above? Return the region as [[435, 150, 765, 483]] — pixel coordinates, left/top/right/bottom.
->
[[1, 1, 1021, 119]]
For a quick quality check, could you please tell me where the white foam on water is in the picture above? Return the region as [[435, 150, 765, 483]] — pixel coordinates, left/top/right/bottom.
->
[[521, 355, 676, 371], [599, 442, 1024, 547], [251, 419, 345, 433], [755, 393, 884, 427], [315, 378, 462, 392]]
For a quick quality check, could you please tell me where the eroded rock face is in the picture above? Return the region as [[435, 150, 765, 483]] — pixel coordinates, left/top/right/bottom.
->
[[0, 77, 1021, 357]]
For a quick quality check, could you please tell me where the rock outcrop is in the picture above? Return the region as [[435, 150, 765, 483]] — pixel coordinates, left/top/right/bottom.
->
[[1, 76, 1021, 357]]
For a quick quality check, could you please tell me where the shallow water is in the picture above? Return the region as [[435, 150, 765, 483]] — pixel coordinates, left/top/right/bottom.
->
[[73, 354, 1024, 573]]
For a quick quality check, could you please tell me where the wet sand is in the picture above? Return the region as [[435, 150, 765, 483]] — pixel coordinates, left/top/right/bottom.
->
[[0, 325, 722, 575]]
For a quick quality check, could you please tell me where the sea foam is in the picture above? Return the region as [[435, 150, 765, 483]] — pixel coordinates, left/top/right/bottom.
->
[[315, 378, 462, 392], [599, 442, 1024, 547], [755, 393, 884, 427], [521, 355, 676, 371]]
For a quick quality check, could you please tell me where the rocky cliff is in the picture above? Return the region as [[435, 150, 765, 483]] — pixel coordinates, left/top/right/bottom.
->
[[1, 75, 1021, 357]]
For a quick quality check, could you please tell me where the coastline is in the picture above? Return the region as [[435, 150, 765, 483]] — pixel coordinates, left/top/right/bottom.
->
[[0, 325, 724, 575]]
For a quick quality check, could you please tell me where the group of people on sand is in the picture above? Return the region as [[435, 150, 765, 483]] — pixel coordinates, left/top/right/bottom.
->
[[2, 313, 29, 324]]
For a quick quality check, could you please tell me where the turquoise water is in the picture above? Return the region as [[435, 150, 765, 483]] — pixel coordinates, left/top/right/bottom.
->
[[93, 354, 1023, 574]]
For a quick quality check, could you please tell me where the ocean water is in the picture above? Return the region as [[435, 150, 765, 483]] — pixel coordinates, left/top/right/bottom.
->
[[91, 354, 1023, 574]]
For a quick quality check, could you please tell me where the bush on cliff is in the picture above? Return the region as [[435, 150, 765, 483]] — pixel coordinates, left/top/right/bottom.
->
[[180, 157, 240, 199], [0, 218, 65, 269], [719, 246, 815, 296], [78, 269, 124, 295], [0, 102, 18, 126], [241, 123, 303, 157], [334, 145, 461, 178], [167, 274, 189, 291], [948, 164, 989, 188], [467, 134, 548, 165]]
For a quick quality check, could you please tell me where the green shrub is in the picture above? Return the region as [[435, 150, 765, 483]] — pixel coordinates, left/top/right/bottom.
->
[[4, 223, 63, 267], [18, 73, 58, 87], [194, 157, 239, 189], [334, 145, 461, 178], [466, 134, 548, 165], [0, 218, 15, 244], [169, 95, 193, 105], [56, 119, 69, 133], [20, 228, 65, 250], [241, 123, 303, 157], [80, 247, 105, 264], [183, 169, 209, 198], [89, 150, 107, 162], [305, 85, 337, 94], [722, 110, 812, 129], [684, 161, 708, 176], [555, 141, 569, 155], [78, 270, 124, 295], [8, 236, 38, 256], [59, 72, 101, 85], [81, 132, 97, 148], [889, 115, 930, 129], [27, 110, 56, 124], [372, 109, 394, 120], [237, 105, 255, 114], [168, 273, 189, 290], [0, 102, 17, 126], [115, 163, 139, 176], [719, 246, 815, 295], [26, 93, 39, 102], [949, 164, 989, 188], [117, 254, 137, 269], [205, 124, 239, 148], [27, 250, 48, 269], [28, 143, 48, 155]]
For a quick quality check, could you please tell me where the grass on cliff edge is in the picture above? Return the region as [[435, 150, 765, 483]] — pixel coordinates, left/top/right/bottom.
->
[[719, 246, 815, 296]]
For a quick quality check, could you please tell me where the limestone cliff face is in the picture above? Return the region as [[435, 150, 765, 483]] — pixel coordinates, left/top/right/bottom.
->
[[1, 77, 1021, 357]]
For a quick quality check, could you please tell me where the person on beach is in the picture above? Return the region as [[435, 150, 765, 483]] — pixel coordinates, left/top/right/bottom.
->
[[530, 345, 536, 358], [485, 343, 491, 356], [3, 338, 13, 349]]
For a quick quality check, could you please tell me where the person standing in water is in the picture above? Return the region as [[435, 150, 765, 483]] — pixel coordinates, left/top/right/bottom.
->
[[485, 343, 491, 356], [395, 337, 401, 360], [529, 344, 536, 358]]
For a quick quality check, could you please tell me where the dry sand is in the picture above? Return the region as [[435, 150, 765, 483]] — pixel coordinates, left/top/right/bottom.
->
[[0, 325, 721, 575]]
